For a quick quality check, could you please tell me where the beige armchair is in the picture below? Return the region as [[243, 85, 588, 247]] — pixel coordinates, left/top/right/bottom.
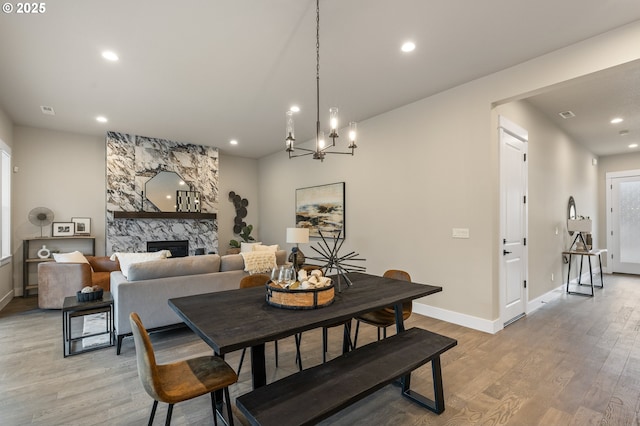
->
[[38, 256, 120, 309]]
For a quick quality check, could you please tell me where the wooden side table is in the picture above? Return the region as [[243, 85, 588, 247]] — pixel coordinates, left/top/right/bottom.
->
[[62, 292, 114, 357], [562, 249, 607, 297]]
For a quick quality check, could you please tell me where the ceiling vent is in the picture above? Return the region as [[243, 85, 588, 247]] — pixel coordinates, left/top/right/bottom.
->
[[558, 110, 575, 119], [40, 106, 55, 116]]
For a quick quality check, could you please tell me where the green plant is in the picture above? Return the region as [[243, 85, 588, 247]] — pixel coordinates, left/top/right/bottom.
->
[[230, 224, 255, 248]]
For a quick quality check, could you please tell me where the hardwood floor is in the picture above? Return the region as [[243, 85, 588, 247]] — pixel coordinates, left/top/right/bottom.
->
[[1, 274, 640, 425]]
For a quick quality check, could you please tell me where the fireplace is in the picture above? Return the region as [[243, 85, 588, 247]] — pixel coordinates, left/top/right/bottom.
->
[[147, 240, 189, 257]]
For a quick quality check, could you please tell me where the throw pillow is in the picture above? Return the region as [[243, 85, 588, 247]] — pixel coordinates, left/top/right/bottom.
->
[[252, 244, 279, 252], [240, 242, 262, 253], [240, 251, 277, 274], [110, 250, 172, 278], [52, 251, 89, 264]]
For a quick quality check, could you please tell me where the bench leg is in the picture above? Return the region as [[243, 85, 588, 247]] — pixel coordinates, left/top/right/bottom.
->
[[401, 356, 445, 414]]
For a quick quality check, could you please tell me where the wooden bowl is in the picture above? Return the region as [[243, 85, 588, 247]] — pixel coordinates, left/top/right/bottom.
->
[[265, 281, 335, 310]]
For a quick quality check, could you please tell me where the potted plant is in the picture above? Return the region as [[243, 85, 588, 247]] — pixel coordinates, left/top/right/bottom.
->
[[228, 224, 255, 253]]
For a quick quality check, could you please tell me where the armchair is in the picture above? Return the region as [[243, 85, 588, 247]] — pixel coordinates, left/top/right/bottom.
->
[[38, 256, 120, 309]]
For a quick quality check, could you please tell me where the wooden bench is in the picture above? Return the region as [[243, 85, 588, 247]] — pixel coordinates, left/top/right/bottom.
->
[[236, 327, 457, 426]]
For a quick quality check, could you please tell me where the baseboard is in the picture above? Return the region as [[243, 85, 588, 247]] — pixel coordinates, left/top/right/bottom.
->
[[527, 284, 564, 314], [0, 289, 15, 312], [412, 301, 501, 334]]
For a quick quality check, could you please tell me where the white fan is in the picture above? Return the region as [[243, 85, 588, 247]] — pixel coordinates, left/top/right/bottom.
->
[[28, 207, 54, 237]]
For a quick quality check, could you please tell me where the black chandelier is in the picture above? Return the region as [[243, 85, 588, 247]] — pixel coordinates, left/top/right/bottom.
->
[[285, 0, 358, 161]]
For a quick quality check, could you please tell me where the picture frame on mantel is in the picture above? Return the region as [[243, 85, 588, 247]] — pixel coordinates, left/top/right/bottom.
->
[[295, 182, 345, 238], [52, 222, 74, 237], [72, 217, 91, 235]]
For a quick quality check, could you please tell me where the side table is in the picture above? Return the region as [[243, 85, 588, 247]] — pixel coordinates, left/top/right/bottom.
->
[[562, 249, 607, 297], [62, 292, 114, 357]]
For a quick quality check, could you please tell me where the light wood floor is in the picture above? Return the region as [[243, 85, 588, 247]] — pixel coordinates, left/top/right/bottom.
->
[[2, 274, 640, 425]]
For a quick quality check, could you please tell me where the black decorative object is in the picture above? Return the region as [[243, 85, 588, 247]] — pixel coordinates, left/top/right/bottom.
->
[[229, 191, 249, 234], [306, 229, 365, 292]]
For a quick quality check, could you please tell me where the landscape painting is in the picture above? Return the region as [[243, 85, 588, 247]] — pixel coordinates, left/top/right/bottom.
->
[[296, 182, 345, 238]]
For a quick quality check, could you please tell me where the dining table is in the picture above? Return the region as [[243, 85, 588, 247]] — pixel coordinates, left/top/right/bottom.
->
[[168, 271, 443, 389]]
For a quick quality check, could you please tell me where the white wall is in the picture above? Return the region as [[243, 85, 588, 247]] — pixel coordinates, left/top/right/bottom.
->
[[258, 21, 640, 329], [0, 106, 14, 309], [12, 126, 105, 295]]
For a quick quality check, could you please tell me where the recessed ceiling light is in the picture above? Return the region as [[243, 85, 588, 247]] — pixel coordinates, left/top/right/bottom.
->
[[290, 106, 300, 113], [611, 117, 623, 124], [558, 111, 575, 119], [40, 105, 55, 116], [230, 139, 238, 145], [101, 50, 119, 61], [96, 116, 108, 123], [401, 41, 416, 53], [629, 143, 638, 148]]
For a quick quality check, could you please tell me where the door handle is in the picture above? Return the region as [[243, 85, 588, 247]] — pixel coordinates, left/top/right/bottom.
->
[[503, 250, 512, 255]]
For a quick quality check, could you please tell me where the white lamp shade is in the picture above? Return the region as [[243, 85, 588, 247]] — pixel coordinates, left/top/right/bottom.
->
[[286, 227, 309, 244], [568, 219, 592, 233]]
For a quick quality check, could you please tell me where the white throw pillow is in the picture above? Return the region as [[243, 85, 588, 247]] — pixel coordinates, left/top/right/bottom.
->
[[240, 242, 262, 253], [52, 251, 89, 263], [110, 250, 172, 278], [252, 244, 279, 252]]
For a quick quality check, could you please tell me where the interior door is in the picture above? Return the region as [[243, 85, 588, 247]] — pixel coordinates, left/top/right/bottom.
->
[[609, 173, 640, 274], [499, 117, 528, 326]]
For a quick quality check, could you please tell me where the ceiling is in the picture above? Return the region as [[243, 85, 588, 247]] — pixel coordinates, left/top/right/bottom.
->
[[1, 1, 640, 159]]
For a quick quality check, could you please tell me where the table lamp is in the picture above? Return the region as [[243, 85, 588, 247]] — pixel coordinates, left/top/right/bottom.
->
[[286, 227, 309, 270]]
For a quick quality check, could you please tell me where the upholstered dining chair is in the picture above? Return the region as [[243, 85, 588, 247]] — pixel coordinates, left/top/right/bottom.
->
[[237, 274, 303, 373], [352, 269, 413, 348], [129, 312, 237, 426]]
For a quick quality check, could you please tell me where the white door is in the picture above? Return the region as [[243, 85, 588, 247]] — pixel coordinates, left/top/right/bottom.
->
[[499, 116, 528, 326], [608, 171, 640, 274]]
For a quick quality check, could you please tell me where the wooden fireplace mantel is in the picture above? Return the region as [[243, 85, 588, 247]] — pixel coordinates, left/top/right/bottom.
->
[[112, 211, 216, 220]]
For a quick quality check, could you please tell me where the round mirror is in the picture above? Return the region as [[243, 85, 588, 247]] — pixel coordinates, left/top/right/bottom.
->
[[145, 171, 188, 212], [567, 196, 576, 236]]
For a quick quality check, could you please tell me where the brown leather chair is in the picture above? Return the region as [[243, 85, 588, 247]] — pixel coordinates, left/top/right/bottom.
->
[[236, 274, 304, 373], [130, 312, 237, 426], [353, 269, 413, 348], [38, 256, 120, 309]]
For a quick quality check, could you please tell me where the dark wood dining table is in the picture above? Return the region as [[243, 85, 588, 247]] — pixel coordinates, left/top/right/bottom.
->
[[168, 272, 442, 389]]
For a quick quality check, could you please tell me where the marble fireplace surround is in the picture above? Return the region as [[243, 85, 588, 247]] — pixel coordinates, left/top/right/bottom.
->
[[106, 131, 219, 255]]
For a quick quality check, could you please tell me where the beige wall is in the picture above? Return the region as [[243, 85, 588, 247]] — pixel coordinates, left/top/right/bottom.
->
[[218, 154, 259, 254], [12, 126, 106, 295], [496, 100, 598, 301], [257, 21, 640, 329], [0, 107, 14, 309]]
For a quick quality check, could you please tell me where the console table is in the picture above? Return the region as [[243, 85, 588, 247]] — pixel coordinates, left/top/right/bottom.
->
[[562, 248, 607, 296]]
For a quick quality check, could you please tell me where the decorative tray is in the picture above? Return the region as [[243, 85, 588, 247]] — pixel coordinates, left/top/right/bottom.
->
[[265, 281, 335, 310]]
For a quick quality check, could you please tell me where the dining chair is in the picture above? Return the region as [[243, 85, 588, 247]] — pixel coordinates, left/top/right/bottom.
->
[[237, 274, 303, 373], [129, 312, 237, 426], [352, 269, 413, 348]]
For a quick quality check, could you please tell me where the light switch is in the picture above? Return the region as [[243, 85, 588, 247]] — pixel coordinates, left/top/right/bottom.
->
[[452, 228, 470, 239]]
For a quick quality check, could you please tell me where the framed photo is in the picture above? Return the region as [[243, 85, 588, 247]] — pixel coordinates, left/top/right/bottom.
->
[[296, 182, 345, 238], [52, 222, 74, 237], [71, 217, 91, 235]]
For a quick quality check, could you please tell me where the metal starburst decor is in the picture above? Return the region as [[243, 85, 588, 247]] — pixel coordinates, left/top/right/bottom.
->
[[306, 229, 366, 292]]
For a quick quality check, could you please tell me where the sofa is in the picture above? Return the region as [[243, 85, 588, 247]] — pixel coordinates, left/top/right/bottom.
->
[[38, 256, 121, 309], [112, 250, 287, 354]]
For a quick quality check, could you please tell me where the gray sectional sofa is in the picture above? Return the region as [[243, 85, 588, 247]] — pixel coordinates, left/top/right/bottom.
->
[[111, 250, 286, 354]]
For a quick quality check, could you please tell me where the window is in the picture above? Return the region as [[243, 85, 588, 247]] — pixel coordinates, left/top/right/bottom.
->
[[0, 139, 10, 264]]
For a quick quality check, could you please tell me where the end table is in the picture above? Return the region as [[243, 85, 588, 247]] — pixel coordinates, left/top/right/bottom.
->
[[62, 292, 114, 357]]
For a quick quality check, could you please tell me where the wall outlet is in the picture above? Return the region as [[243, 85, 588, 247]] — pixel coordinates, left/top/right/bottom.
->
[[452, 228, 470, 239]]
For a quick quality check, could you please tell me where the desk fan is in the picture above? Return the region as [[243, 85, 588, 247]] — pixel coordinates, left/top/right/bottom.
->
[[28, 207, 54, 237]]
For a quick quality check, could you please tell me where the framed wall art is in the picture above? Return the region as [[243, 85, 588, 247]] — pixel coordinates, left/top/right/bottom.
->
[[72, 217, 91, 235], [295, 182, 345, 238], [52, 222, 74, 237]]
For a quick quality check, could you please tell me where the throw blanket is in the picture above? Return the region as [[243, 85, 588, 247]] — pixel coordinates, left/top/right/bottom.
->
[[241, 251, 277, 274]]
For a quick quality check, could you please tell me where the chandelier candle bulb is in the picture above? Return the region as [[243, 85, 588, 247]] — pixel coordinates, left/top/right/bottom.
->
[[318, 131, 326, 149], [329, 107, 339, 137], [349, 122, 357, 147], [285, 111, 295, 150]]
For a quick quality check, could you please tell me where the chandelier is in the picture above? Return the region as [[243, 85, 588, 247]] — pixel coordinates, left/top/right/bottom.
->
[[285, 0, 358, 161]]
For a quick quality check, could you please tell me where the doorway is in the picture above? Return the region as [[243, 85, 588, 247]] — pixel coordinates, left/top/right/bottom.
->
[[607, 170, 640, 275], [499, 116, 528, 327]]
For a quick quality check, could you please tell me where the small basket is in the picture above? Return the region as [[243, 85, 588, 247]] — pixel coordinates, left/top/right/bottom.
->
[[266, 281, 335, 310], [76, 289, 104, 302]]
